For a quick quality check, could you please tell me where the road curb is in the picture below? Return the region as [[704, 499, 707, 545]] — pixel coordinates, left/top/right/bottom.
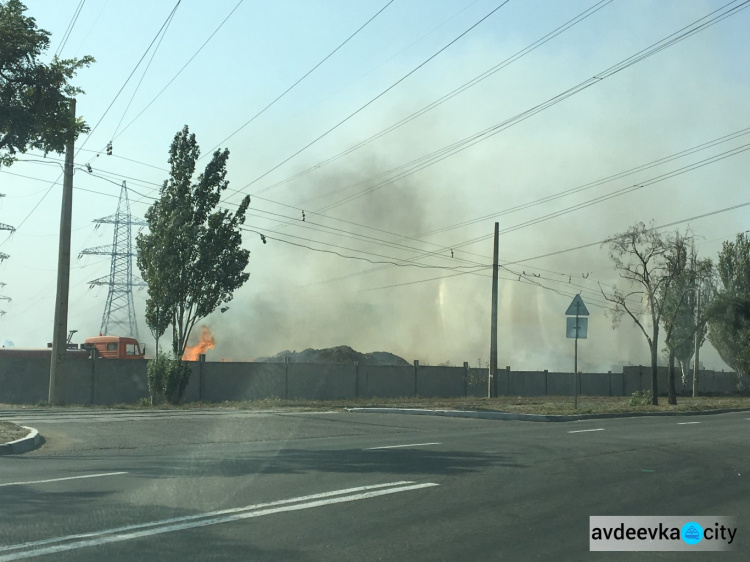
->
[[0, 426, 43, 455], [346, 407, 750, 422]]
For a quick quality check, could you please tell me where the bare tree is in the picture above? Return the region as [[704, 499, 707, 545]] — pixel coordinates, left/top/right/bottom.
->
[[600, 222, 681, 405]]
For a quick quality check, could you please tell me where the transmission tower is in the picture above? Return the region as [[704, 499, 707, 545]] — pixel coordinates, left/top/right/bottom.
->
[[80, 181, 146, 340]]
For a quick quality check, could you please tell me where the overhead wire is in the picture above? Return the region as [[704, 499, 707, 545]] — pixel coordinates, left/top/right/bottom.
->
[[200, 0, 396, 161], [249, 0, 615, 197], [225, 0, 513, 198], [111, 5, 179, 139], [76, 0, 182, 156], [54, 0, 86, 58], [305, 0, 750, 214], [112, 0, 245, 142]]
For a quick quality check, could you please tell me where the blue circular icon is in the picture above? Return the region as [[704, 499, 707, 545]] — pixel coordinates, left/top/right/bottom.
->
[[682, 522, 704, 545]]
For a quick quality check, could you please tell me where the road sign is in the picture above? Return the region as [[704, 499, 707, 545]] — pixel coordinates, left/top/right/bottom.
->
[[566, 317, 588, 339], [565, 294, 589, 316]]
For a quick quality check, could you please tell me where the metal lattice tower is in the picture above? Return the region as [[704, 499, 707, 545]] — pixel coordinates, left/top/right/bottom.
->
[[80, 181, 146, 339]]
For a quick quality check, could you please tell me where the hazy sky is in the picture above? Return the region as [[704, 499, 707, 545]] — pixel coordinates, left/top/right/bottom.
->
[[1, 0, 748, 373]]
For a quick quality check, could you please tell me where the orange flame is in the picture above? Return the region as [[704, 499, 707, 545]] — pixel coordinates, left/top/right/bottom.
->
[[183, 325, 215, 361]]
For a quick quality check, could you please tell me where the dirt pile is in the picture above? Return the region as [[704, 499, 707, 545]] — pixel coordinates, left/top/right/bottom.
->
[[258, 345, 410, 366]]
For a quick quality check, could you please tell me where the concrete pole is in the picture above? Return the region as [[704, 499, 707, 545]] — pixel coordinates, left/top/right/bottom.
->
[[574, 311, 579, 409], [489, 222, 499, 398], [48, 99, 76, 406], [693, 289, 701, 397]]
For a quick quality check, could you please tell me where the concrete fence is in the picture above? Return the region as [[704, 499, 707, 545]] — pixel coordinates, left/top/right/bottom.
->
[[0, 356, 743, 405]]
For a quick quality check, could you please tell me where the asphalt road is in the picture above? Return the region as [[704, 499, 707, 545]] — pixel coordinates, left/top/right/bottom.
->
[[0, 407, 748, 561]]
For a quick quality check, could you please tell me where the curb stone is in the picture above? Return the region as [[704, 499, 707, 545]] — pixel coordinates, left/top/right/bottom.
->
[[345, 407, 750, 422], [0, 427, 43, 455]]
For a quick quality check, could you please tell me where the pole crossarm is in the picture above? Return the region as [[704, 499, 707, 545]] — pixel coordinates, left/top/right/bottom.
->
[[79, 244, 114, 257], [0, 222, 15, 232]]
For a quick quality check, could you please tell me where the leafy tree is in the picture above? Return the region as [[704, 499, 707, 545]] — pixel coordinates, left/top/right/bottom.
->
[[137, 125, 251, 403], [658, 233, 713, 404], [600, 222, 681, 405], [707, 233, 750, 390], [0, 0, 94, 166]]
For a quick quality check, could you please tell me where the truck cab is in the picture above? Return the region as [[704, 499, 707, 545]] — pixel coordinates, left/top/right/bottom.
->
[[84, 336, 145, 359]]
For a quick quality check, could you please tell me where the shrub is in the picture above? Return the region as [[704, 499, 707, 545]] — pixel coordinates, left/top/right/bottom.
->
[[629, 389, 653, 406]]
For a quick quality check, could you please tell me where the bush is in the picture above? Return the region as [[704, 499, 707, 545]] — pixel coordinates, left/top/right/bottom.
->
[[147, 351, 193, 405], [629, 389, 653, 406]]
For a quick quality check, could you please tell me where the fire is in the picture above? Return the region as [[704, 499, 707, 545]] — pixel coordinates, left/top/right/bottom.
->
[[183, 325, 215, 361]]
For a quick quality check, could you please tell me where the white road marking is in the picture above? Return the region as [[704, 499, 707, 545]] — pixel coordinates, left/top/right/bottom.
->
[[677, 421, 701, 425], [0, 481, 439, 560], [364, 442, 441, 450], [567, 428, 605, 434], [0, 472, 128, 488]]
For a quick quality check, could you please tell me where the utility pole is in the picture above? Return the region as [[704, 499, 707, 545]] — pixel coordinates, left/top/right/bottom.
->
[[49, 99, 76, 405], [693, 288, 701, 397], [489, 222, 499, 398]]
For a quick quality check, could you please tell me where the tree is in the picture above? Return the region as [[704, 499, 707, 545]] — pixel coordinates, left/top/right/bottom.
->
[[658, 233, 713, 404], [136, 125, 251, 403], [600, 222, 681, 405], [0, 0, 94, 166], [707, 233, 750, 390]]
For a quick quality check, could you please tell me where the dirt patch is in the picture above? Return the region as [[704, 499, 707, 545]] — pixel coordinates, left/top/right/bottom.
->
[[0, 421, 29, 444]]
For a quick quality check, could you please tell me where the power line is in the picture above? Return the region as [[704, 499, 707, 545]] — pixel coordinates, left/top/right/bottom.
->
[[76, 0, 182, 155], [250, 0, 614, 197], [55, 0, 86, 58], [111, 5, 179, 139], [113, 0, 245, 142], [227, 0, 512, 198], [306, 0, 750, 214], [201, 0, 395, 161], [359, 200, 750, 292]]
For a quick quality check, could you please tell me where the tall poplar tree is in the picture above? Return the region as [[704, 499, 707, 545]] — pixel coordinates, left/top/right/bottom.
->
[[137, 125, 251, 403]]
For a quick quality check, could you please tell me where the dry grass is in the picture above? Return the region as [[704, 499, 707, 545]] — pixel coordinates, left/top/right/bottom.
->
[[0, 421, 29, 444], [3, 396, 750, 418]]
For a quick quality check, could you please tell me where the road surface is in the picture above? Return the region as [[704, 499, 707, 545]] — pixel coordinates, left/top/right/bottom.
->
[[0, 407, 747, 560]]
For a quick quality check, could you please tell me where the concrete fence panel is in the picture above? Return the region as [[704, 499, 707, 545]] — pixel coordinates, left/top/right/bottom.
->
[[93, 360, 149, 405], [287, 363, 356, 400], [417, 366, 465, 398], [579, 373, 611, 396], [547, 372, 574, 396], [509, 371, 547, 396], [0, 357, 49, 404], [359, 365, 414, 398], [199, 362, 286, 402]]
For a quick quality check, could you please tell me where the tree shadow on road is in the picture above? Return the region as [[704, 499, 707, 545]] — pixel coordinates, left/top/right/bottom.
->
[[116, 446, 527, 479]]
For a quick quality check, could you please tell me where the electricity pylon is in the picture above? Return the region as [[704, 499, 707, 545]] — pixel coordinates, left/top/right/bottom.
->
[[79, 181, 146, 340]]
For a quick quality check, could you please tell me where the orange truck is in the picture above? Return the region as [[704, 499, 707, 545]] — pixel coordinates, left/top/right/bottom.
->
[[83, 336, 146, 359], [0, 336, 145, 360]]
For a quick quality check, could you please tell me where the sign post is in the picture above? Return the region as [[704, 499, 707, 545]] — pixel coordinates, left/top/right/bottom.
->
[[565, 295, 589, 409]]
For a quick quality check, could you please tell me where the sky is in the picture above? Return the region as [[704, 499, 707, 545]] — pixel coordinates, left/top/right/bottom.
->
[[1, 0, 748, 373]]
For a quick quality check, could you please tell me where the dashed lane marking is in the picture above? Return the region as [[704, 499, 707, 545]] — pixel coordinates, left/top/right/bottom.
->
[[567, 428, 605, 434], [364, 442, 441, 450], [0, 472, 128, 488]]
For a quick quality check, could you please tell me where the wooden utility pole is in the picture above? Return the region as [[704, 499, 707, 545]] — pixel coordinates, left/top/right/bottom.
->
[[489, 222, 499, 398], [49, 99, 76, 405]]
